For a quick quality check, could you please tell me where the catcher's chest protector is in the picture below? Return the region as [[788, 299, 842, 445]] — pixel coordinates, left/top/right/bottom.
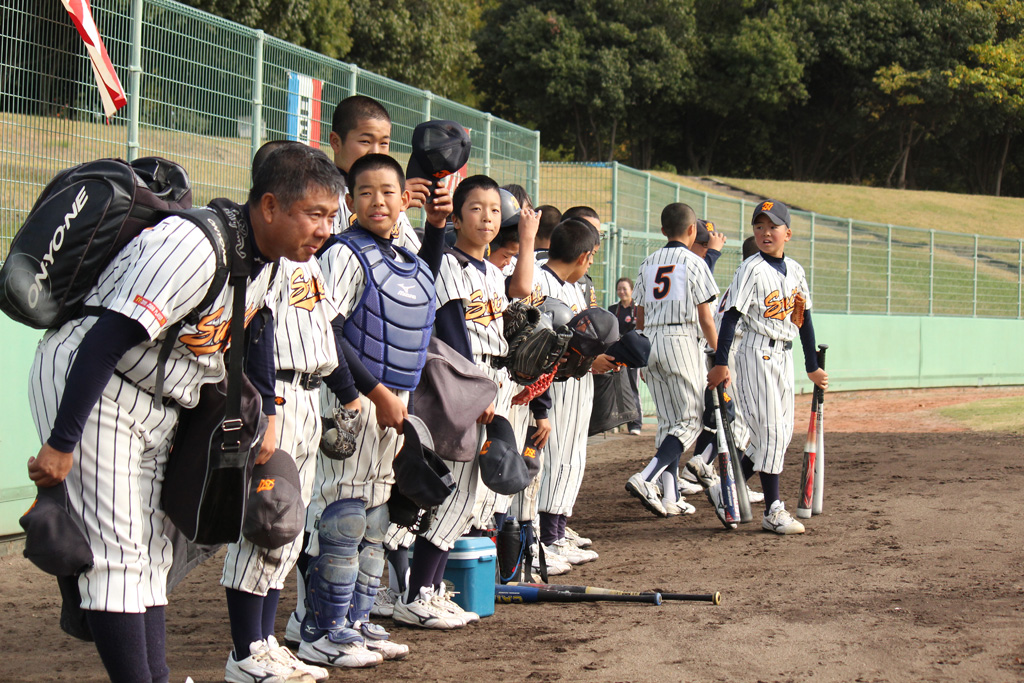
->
[[341, 231, 436, 391]]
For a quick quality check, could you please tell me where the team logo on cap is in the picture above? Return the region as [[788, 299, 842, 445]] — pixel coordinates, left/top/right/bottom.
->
[[761, 201, 774, 211], [523, 446, 536, 459], [256, 478, 275, 493]]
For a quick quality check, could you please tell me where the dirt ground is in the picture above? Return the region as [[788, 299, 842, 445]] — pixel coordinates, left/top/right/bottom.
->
[[2, 386, 1024, 683]]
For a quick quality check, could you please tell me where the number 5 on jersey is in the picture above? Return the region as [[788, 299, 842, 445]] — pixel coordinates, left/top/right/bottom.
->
[[645, 263, 689, 304]]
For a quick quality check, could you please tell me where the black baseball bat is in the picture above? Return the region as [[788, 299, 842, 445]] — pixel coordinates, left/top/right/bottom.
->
[[495, 584, 662, 605], [718, 384, 752, 523], [507, 582, 721, 605]]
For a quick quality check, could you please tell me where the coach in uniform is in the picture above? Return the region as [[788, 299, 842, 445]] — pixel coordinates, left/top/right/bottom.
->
[[26, 145, 341, 683]]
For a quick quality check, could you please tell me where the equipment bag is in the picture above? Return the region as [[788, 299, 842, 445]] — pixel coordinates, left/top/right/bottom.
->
[[0, 157, 194, 329]]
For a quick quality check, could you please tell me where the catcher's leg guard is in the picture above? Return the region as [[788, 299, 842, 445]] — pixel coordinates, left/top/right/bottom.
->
[[348, 503, 388, 627], [304, 498, 366, 641]]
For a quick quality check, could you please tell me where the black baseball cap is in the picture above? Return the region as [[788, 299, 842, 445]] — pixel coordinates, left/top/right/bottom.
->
[[694, 219, 715, 244], [242, 449, 304, 550], [479, 415, 531, 495], [20, 482, 93, 577], [752, 200, 791, 228], [406, 120, 472, 182], [393, 415, 455, 508], [521, 425, 542, 480]]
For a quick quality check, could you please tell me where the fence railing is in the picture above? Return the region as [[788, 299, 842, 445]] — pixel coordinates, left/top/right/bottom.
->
[[539, 162, 1024, 319], [0, 0, 541, 258]]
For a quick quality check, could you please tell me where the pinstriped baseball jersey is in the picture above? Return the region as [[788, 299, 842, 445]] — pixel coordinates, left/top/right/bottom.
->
[[726, 253, 810, 341], [49, 215, 278, 408], [334, 186, 421, 250], [534, 264, 587, 315], [436, 250, 509, 359], [273, 258, 340, 374], [633, 244, 718, 328]]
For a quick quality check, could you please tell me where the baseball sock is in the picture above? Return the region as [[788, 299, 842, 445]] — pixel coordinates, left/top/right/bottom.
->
[[759, 472, 780, 514], [85, 610, 150, 683], [261, 588, 281, 640], [386, 549, 410, 594], [407, 539, 446, 602], [493, 511, 508, 532], [431, 550, 452, 590], [642, 435, 683, 482], [144, 606, 169, 683], [522, 520, 537, 549], [660, 470, 678, 504], [557, 514, 568, 542], [225, 588, 265, 659], [539, 512, 559, 545], [740, 454, 755, 482]]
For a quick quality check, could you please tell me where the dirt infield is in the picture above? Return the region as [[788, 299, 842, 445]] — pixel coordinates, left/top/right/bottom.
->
[[1, 387, 1023, 682]]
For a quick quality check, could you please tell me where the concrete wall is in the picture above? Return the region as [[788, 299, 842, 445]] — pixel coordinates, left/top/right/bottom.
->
[[2, 314, 1023, 535]]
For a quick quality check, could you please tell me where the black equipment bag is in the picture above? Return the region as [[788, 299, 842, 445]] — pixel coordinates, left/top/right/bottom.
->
[[588, 371, 640, 436], [0, 157, 193, 329]]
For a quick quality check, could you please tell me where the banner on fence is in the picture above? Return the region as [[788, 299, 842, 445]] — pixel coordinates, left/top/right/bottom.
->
[[286, 72, 322, 147]]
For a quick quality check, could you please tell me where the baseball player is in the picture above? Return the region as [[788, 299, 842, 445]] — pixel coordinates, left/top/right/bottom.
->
[[287, 154, 452, 666], [219, 140, 339, 683], [26, 144, 341, 682], [534, 218, 602, 564], [708, 200, 829, 535], [327, 95, 432, 249], [396, 175, 538, 629], [625, 203, 720, 518]]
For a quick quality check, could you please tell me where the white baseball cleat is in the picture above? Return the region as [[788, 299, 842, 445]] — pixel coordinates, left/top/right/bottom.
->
[[370, 587, 398, 618], [283, 611, 302, 648], [746, 486, 765, 503], [685, 456, 717, 490], [297, 633, 382, 669], [530, 545, 572, 575], [704, 480, 738, 530], [358, 621, 410, 660], [626, 473, 668, 517], [762, 500, 805, 535], [392, 586, 463, 630], [564, 526, 592, 548], [663, 498, 696, 516], [678, 478, 704, 496], [432, 584, 479, 625], [226, 639, 315, 683], [265, 636, 329, 682]]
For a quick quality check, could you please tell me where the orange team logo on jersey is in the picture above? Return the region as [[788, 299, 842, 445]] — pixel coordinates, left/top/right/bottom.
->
[[256, 478, 275, 493], [464, 289, 504, 327], [288, 268, 326, 312], [179, 304, 261, 356], [589, 287, 597, 307], [763, 288, 801, 321]]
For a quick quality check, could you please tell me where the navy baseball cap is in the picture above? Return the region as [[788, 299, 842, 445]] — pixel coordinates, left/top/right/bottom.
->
[[243, 449, 304, 550], [406, 120, 472, 182], [20, 482, 93, 577], [479, 415, 531, 495], [752, 200, 791, 228], [694, 219, 716, 243]]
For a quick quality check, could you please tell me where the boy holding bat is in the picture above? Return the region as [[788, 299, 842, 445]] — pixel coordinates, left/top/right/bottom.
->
[[708, 200, 828, 535]]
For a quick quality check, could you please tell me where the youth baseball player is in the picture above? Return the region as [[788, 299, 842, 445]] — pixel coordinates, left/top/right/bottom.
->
[[708, 200, 828, 535], [396, 175, 527, 629], [219, 140, 339, 683], [534, 219, 602, 564], [26, 144, 341, 683], [288, 154, 452, 666], [625, 203, 719, 518]]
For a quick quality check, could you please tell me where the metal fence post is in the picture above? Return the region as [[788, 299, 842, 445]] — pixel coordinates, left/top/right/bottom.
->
[[348, 65, 359, 96], [973, 235, 978, 317], [847, 218, 853, 314], [739, 200, 745, 240], [644, 173, 651, 234], [929, 230, 935, 316], [611, 162, 619, 231], [886, 224, 892, 314], [251, 30, 264, 160], [483, 113, 493, 177], [423, 91, 433, 121], [702, 191, 708, 222], [127, 0, 144, 162], [532, 130, 541, 205]]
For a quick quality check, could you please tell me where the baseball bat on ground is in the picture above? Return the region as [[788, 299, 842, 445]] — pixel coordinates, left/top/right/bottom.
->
[[812, 344, 828, 515], [495, 584, 662, 605], [796, 384, 820, 519], [507, 582, 721, 605], [718, 385, 752, 523]]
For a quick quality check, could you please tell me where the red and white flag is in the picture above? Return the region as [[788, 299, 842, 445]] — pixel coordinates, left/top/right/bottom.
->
[[61, 0, 127, 118]]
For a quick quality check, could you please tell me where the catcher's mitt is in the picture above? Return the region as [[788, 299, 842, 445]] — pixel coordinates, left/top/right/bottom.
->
[[792, 292, 806, 328], [320, 406, 360, 460], [499, 301, 572, 385]]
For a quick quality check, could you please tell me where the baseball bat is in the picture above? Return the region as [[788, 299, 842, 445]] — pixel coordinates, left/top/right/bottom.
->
[[796, 388, 819, 519], [710, 385, 740, 527], [495, 584, 662, 605], [507, 582, 721, 605], [812, 344, 828, 515], [718, 385, 752, 523]]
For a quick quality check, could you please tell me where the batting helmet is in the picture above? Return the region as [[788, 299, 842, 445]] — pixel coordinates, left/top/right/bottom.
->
[[537, 295, 573, 330], [499, 188, 521, 229], [555, 307, 620, 380]]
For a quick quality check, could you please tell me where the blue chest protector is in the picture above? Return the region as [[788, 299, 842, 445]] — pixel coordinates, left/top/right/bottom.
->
[[337, 229, 436, 391]]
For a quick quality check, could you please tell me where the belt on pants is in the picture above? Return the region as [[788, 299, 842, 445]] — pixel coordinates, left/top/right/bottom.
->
[[767, 339, 793, 350], [277, 369, 323, 390]]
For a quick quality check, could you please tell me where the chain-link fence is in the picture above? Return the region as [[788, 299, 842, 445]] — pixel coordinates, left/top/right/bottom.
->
[[0, 0, 540, 258], [540, 162, 1023, 319]]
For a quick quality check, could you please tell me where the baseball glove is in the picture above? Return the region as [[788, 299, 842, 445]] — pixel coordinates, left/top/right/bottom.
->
[[319, 406, 360, 460], [792, 292, 806, 328], [499, 301, 572, 385]]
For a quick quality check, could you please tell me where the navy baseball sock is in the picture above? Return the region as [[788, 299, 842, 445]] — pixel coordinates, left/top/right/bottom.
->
[[84, 610, 151, 683], [144, 606, 169, 683], [759, 472, 780, 514], [407, 538, 446, 602], [644, 435, 683, 482], [740, 454, 755, 482], [385, 548, 410, 594], [431, 548, 452, 588], [539, 512, 559, 545], [225, 588, 265, 660], [261, 588, 280, 640], [493, 511, 508, 532], [522, 521, 537, 549], [557, 514, 568, 541]]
